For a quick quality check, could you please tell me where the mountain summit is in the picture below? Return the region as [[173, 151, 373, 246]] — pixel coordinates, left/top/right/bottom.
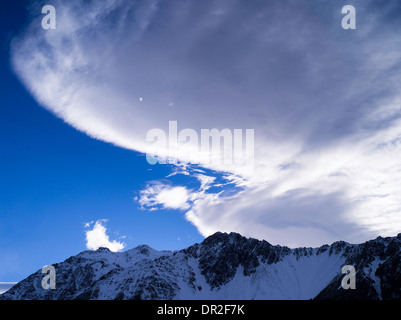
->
[[2, 232, 401, 300]]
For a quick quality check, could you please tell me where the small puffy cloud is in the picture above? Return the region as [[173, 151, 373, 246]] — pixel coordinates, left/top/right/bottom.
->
[[137, 171, 224, 212], [84, 220, 126, 252], [138, 184, 191, 210]]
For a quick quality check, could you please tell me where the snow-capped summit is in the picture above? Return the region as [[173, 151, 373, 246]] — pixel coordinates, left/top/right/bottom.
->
[[1, 232, 401, 300]]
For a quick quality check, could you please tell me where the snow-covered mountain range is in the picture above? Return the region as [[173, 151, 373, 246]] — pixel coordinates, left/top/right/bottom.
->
[[1, 232, 400, 300]]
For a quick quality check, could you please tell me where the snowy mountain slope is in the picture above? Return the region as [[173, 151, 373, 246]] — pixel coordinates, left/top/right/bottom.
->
[[315, 235, 401, 299], [1, 232, 401, 300], [0, 283, 17, 295]]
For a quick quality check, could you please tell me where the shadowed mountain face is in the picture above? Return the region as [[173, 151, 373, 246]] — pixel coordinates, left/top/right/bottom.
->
[[2, 232, 401, 300]]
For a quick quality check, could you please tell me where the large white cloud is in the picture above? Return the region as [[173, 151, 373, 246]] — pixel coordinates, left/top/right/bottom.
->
[[11, 0, 401, 246]]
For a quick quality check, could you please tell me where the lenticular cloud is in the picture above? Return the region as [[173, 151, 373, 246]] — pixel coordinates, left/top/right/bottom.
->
[[12, 0, 401, 246]]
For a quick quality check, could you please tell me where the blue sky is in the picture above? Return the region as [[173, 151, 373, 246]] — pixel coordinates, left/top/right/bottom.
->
[[2, 0, 401, 283], [0, 1, 204, 282]]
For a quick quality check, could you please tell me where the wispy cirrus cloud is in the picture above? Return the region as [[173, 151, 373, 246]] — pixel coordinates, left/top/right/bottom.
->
[[11, 0, 401, 246]]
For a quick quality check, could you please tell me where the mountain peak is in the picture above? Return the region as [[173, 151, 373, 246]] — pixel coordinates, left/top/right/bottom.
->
[[1, 231, 400, 300], [134, 244, 154, 256], [203, 231, 244, 243]]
